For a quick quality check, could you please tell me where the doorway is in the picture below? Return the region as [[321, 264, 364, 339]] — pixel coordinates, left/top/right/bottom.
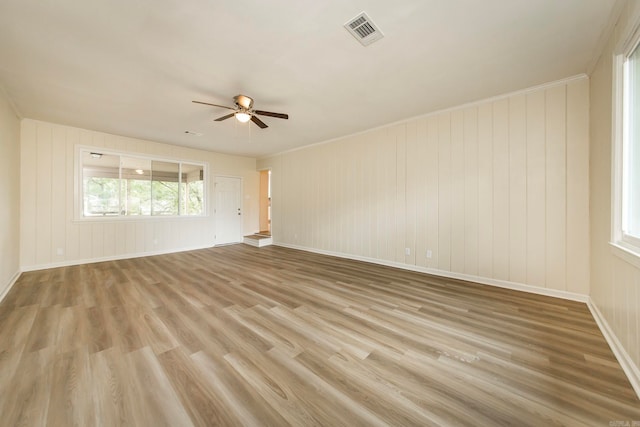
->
[[214, 175, 243, 245]]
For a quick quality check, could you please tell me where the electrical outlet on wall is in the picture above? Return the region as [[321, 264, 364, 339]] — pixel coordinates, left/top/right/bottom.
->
[[56, 247, 64, 256], [405, 248, 411, 256], [426, 250, 432, 259]]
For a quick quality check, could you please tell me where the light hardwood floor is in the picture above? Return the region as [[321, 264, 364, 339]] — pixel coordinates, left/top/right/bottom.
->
[[0, 244, 638, 426]]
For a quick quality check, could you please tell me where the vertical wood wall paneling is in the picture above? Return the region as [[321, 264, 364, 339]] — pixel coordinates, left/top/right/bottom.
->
[[363, 135, 375, 258], [492, 99, 510, 281], [92, 223, 104, 259], [508, 95, 527, 284], [343, 142, 353, 253], [545, 85, 567, 291], [635, 272, 640, 363], [314, 146, 328, 249], [302, 149, 313, 249], [425, 117, 439, 269], [353, 136, 364, 255], [115, 222, 126, 256], [65, 128, 80, 261], [125, 222, 136, 254], [405, 121, 418, 265], [610, 258, 622, 343], [611, 259, 624, 355], [330, 147, 340, 251], [283, 154, 295, 244], [359, 134, 370, 257], [463, 108, 479, 276], [135, 222, 145, 254], [450, 110, 466, 274], [103, 222, 116, 257], [20, 121, 37, 267], [295, 151, 306, 247], [286, 154, 296, 246], [395, 125, 407, 263], [526, 91, 546, 288], [36, 123, 53, 266], [375, 130, 387, 260], [280, 155, 291, 244], [477, 103, 494, 278], [21, 119, 257, 270], [437, 114, 452, 271], [328, 148, 339, 252], [340, 143, 350, 254], [259, 78, 591, 297], [627, 265, 639, 362], [51, 126, 66, 263], [299, 156, 311, 246], [566, 79, 590, 295], [317, 145, 328, 252], [350, 141, 359, 254], [384, 128, 397, 262], [415, 118, 429, 268], [341, 145, 351, 254]]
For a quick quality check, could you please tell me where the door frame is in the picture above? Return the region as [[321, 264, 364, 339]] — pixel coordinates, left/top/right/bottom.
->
[[213, 174, 244, 245]]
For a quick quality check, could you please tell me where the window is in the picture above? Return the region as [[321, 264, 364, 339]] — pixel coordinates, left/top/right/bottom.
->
[[614, 33, 640, 257], [623, 43, 640, 246], [79, 149, 206, 218]]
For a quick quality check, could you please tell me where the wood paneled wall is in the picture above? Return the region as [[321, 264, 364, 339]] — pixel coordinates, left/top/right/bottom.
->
[[589, 0, 640, 386], [0, 88, 21, 295], [259, 77, 590, 296], [20, 119, 259, 270]]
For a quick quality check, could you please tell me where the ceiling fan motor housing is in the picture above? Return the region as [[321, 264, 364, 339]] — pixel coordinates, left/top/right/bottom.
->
[[234, 95, 253, 110]]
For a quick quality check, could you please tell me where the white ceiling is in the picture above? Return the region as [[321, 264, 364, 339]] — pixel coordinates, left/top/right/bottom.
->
[[0, 0, 616, 158]]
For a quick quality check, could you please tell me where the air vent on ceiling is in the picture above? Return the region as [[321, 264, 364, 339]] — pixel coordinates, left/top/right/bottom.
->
[[344, 12, 384, 46]]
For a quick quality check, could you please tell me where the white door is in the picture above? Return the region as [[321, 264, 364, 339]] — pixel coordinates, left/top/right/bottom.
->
[[214, 176, 243, 245]]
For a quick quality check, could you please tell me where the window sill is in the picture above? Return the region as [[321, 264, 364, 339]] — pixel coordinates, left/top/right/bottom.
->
[[610, 241, 640, 270], [72, 215, 209, 224]]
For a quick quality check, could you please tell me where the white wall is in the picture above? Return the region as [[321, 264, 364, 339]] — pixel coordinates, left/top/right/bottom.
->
[[589, 0, 640, 387], [259, 76, 590, 297], [0, 88, 21, 296], [20, 119, 259, 270]]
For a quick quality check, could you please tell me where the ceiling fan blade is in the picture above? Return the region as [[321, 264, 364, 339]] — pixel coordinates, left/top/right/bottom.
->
[[251, 115, 268, 129], [254, 110, 289, 120], [214, 113, 236, 121], [192, 100, 236, 111]]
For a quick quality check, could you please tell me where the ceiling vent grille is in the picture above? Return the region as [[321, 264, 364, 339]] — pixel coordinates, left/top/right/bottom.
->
[[344, 12, 384, 46]]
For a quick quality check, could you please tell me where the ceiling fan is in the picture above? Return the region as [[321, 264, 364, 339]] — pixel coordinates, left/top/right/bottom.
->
[[192, 95, 288, 129]]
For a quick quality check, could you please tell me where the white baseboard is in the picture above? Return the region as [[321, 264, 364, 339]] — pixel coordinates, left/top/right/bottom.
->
[[588, 298, 640, 399], [0, 269, 21, 303], [275, 243, 589, 303], [20, 244, 215, 272]]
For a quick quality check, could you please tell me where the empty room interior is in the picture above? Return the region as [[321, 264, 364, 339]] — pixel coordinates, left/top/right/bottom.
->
[[2, 0, 640, 425]]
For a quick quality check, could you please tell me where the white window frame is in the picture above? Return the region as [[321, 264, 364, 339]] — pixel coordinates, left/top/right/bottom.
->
[[612, 23, 640, 267], [74, 145, 208, 221]]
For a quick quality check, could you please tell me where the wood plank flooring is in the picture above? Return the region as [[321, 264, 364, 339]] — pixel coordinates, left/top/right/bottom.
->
[[0, 244, 638, 426]]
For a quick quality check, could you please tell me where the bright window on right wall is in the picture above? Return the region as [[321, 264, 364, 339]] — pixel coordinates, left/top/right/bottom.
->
[[614, 32, 640, 257]]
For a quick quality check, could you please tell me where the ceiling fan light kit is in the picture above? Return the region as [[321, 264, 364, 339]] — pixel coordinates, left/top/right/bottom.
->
[[235, 112, 251, 123], [192, 94, 288, 129]]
